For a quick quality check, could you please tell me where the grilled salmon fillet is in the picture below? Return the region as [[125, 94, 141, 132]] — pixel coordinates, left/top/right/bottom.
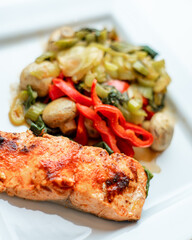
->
[[0, 130, 147, 221]]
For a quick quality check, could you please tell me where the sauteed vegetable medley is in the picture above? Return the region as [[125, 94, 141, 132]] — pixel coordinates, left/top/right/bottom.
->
[[9, 27, 173, 156]]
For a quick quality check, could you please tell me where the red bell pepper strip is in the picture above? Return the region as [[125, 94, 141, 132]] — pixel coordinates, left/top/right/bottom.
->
[[91, 79, 148, 139], [142, 96, 155, 120], [65, 77, 75, 87], [94, 104, 151, 137], [122, 120, 153, 139], [95, 104, 153, 147], [53, 78, 92, 106], [116, 137, 134, 157], [58, 71, 64, 79], [142, 96, 148, 106], [74, 114, 88, 145], [91, 83, 153, 146], [49, 84, 65, 100], [76, 103, 120, 153], [91, 79, 102, 106], [107, 80, 129, 93], [144, 107, 155, 120]]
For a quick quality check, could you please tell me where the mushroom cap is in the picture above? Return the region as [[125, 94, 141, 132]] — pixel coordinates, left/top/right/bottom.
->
[[20, 61, 60, 97], [84, 118, 100, 139], [42, 97, 77, 128], [150, 112, 174, 151], [59, 119, 77, 136], [47, 27, 75, 51]]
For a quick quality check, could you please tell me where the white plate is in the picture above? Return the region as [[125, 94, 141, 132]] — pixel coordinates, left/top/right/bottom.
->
[[1, 1, 192, 239]]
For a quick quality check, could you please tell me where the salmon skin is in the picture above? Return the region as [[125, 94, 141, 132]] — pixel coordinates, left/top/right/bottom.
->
[[0, 130, 147, 221]]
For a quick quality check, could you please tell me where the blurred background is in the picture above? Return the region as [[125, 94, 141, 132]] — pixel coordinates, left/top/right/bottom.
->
[[1, 0, 191, 76]]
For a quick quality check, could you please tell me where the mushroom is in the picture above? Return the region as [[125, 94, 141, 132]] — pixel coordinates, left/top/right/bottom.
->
[[59, 119, 77, 136], [47, 27, 75, 51], [84, 118, 100, 139], [149, 112, 174, 151], [42, 97, 77, 135], [20, 61, 60, 97], [142, 120, 150, 131]]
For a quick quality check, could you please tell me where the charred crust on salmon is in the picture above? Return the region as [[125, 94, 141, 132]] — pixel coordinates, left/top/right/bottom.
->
[[8, 140, 17, 151], [0, 137, 4, 144], [41, 158, 74, 180], [20, 145, 30, 153], [29, 144, 36, 149], [0, 137, 17, 151], [106, 172, 129, 203]]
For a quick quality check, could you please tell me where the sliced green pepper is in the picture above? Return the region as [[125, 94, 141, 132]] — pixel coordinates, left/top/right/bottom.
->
[[142, 45, 158, 59], [110, 41, 140, 53], [24, 85, 38, 110], [35, 51, 56, 63], [94, 141, 114, 155], [25, 102, 46, 122], [127, 99, 142, 113], [55, 38, 78, 49], [97, 29, 107, 43], [28, 116, 47, 136], [133, 61, 148, 76]]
